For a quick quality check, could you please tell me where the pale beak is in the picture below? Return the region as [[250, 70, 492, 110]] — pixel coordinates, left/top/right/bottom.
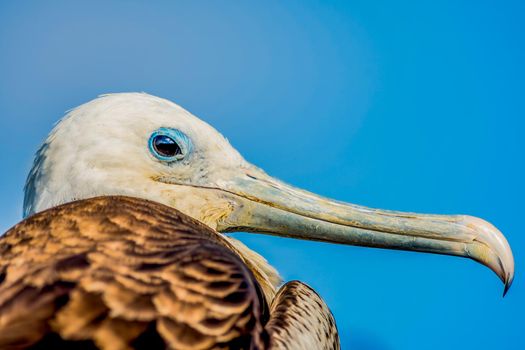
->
[[216, 167, 514, 296]]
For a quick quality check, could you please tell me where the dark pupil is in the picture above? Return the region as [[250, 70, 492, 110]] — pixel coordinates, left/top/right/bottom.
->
[[153, 135, 182, 157]]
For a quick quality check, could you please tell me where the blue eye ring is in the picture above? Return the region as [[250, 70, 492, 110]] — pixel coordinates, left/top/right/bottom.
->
[[148, 128, 192, 162]]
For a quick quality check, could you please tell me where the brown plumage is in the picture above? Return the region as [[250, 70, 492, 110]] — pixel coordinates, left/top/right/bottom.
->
[[0, 196, 339, 350]]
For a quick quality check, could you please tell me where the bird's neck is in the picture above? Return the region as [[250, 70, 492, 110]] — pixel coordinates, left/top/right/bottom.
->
[[223, 236, 282, 303]]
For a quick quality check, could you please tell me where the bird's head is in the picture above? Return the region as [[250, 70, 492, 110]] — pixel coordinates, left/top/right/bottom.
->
[[24, 93, 514, 296]]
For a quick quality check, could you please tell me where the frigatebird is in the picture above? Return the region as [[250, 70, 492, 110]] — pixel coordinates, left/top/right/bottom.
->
[[0, 93, 514, 349]]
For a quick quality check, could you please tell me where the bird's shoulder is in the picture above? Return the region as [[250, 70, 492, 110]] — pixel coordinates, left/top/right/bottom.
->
[[0, 196, 268, 350]]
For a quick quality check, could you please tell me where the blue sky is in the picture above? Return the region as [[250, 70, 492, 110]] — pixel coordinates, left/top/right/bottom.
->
[[0, 1, 523, 349]]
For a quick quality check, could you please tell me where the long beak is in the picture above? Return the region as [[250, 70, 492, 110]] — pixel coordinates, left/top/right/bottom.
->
[[216, 167, 515, 295]]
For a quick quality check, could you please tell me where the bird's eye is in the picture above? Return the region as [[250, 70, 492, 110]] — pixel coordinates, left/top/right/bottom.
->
[[148, 128, 192, 162], [153, 135, 181, 157]]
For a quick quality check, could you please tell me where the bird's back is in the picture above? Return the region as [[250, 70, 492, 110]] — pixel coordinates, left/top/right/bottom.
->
[[0, 196, 268, 349], [0, 196, 339, 350]]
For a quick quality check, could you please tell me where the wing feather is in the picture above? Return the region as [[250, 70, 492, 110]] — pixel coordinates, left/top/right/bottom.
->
[[0, 196, 267, 350], [266, 281, 340, 350]]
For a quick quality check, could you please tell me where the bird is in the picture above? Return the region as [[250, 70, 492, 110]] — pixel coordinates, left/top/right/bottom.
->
[[0, 93, 514, 349]]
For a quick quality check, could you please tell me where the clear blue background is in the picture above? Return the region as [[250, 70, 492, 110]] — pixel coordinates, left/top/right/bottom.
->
[[0, 1, 523, 349]]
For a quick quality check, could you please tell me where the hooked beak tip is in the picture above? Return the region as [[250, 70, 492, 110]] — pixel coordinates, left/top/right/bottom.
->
[[461, 215, 514, 296], [503, 273, 513, 297]]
